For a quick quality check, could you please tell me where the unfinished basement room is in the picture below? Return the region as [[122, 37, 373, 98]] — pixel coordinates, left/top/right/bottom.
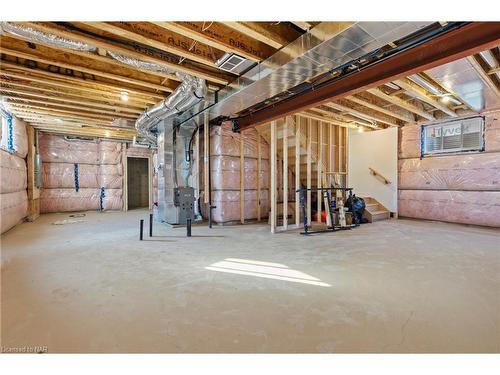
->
[[1, 11, 499, 363]]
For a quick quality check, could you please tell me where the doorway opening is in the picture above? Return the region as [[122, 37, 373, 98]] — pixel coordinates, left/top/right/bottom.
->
[[127, 157, 149, 210]]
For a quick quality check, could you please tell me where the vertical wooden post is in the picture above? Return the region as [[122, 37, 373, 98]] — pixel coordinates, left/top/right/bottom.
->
[[317, 122, 323, 223], [257, 132, 261, 221], [240, 130, 244, 224], [203, 112, 209, 205], [345, 126, 349, 187], [26, 125, 40, 221], [270, 120, 277, 233], [306, 118, 312, 227], [122, 144, 128, 211], [329, 124, 333, 182], [283, 117, 289, 229], [338, 126, 343, 198], [295, 116, 301, 227]]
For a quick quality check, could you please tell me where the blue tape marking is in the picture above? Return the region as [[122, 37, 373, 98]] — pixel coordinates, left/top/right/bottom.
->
[[74, 163, 79, 192], [7, 115, 15, 153], [99, 187, 105, 211]]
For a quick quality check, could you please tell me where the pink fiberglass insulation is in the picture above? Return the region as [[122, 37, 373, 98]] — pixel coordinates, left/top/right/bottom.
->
[[40, 188, 122, 213], [0, 149, 27, 194], [99, 165, 123, 189], [398, 189, 500, 227], [39, 133, 122, 164], [0, 117, 28, 158], [210, 156, 270, 190], [485, 112, 500, 152], [39, 133, 124, 212], [1, 190, 28, 234], [399, 153, 500, 191], [204, 122, 271, 223], [41, 163, 123, 189], [39, 133, 99, 163], [398, 123, 421, 159], [201, 190, 270, 223], [210, 124, 270, 159], [12, 117, 28, 158], [99, 142, 122, 164]]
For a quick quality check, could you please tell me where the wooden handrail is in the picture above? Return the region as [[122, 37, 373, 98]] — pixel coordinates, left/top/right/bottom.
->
[[369, 167, 391, 185]]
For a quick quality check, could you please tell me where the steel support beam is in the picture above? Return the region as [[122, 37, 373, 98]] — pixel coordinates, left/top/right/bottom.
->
[[237, 22, 500, 130]]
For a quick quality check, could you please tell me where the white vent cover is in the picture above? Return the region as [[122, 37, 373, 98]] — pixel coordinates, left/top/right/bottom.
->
[[216, 53, 254, 75]]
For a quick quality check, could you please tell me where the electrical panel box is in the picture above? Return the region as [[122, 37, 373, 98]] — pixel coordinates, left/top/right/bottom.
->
[[174, 187, 195, 224]]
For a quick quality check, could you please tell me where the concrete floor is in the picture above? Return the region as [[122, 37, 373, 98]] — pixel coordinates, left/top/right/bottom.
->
[[1, 209, 499, 353]]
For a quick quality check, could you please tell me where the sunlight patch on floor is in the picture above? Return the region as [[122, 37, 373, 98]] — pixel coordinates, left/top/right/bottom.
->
[[205, 258, 331, 287]]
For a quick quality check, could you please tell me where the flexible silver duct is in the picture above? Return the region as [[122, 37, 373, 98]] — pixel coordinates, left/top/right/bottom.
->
[[135, 74, 206, 144], [0, 22, 97, 52], [107, 51, 178, 75]]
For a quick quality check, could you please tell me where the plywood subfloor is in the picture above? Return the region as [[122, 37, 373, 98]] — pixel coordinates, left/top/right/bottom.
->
[[1, 210, 499, 353]]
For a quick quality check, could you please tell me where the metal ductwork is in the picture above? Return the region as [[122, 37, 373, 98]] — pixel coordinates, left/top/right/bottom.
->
[[0, 22, 96, 51], [134, 73, 206, 144], [175, 22, 436, 126]]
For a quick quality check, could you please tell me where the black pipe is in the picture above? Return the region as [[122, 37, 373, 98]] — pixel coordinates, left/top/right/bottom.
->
[[208, 204, 212, 228], [187, 219, 192, 237], [139, 219, 144, 241], [208, 122, 213, 229], [149, 213, 153, 237]]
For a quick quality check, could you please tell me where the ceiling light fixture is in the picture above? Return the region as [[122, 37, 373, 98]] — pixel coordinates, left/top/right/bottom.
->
[[440, 96, 451, 104], [120, 91, 129, 102]]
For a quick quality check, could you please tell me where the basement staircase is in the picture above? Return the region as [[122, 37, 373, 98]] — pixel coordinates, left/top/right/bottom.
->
[[360, 196, 391, 222]]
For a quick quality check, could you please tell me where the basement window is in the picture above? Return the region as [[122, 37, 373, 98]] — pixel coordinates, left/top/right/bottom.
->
[[421, 116, 484, 156]]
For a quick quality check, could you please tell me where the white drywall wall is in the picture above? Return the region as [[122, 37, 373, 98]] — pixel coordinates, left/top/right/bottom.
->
[[348, 127, 398, 212]]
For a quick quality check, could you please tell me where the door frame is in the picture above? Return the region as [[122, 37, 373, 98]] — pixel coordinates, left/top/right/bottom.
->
[[123, 155, 153, 211]]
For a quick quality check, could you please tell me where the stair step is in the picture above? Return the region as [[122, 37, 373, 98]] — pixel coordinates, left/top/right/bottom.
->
[[371, 211, 390, 222], [371, 210, 389, 215]]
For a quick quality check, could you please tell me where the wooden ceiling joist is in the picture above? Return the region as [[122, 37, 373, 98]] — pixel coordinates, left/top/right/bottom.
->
[[0, 71, 161, 108], [7, 103, 120, 122], [10, 111, 113, 127], [0, 43, 176, 93], [29, 124, 136, 140], [19, 22, 230, 85], [418, 72, 477, 114], [2, 95, 139, 119], [21, 118, 135, 134], [0, 85, 144, 114], [223, 22, 301, 49], [393, 78, 459, 117], [366, 87, 436, 121], [467, 53, 500, 99], [310, 106, 375, 128], [291, 22, 314, 31], [0, 80, 149, 110], [0, 61, 164, 102], [344, 94, 415, 123], [325, 101, 400, 127], [152, 22, 277, 61], [296, 111, 358, 129], [80, 22, 224, 67]]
